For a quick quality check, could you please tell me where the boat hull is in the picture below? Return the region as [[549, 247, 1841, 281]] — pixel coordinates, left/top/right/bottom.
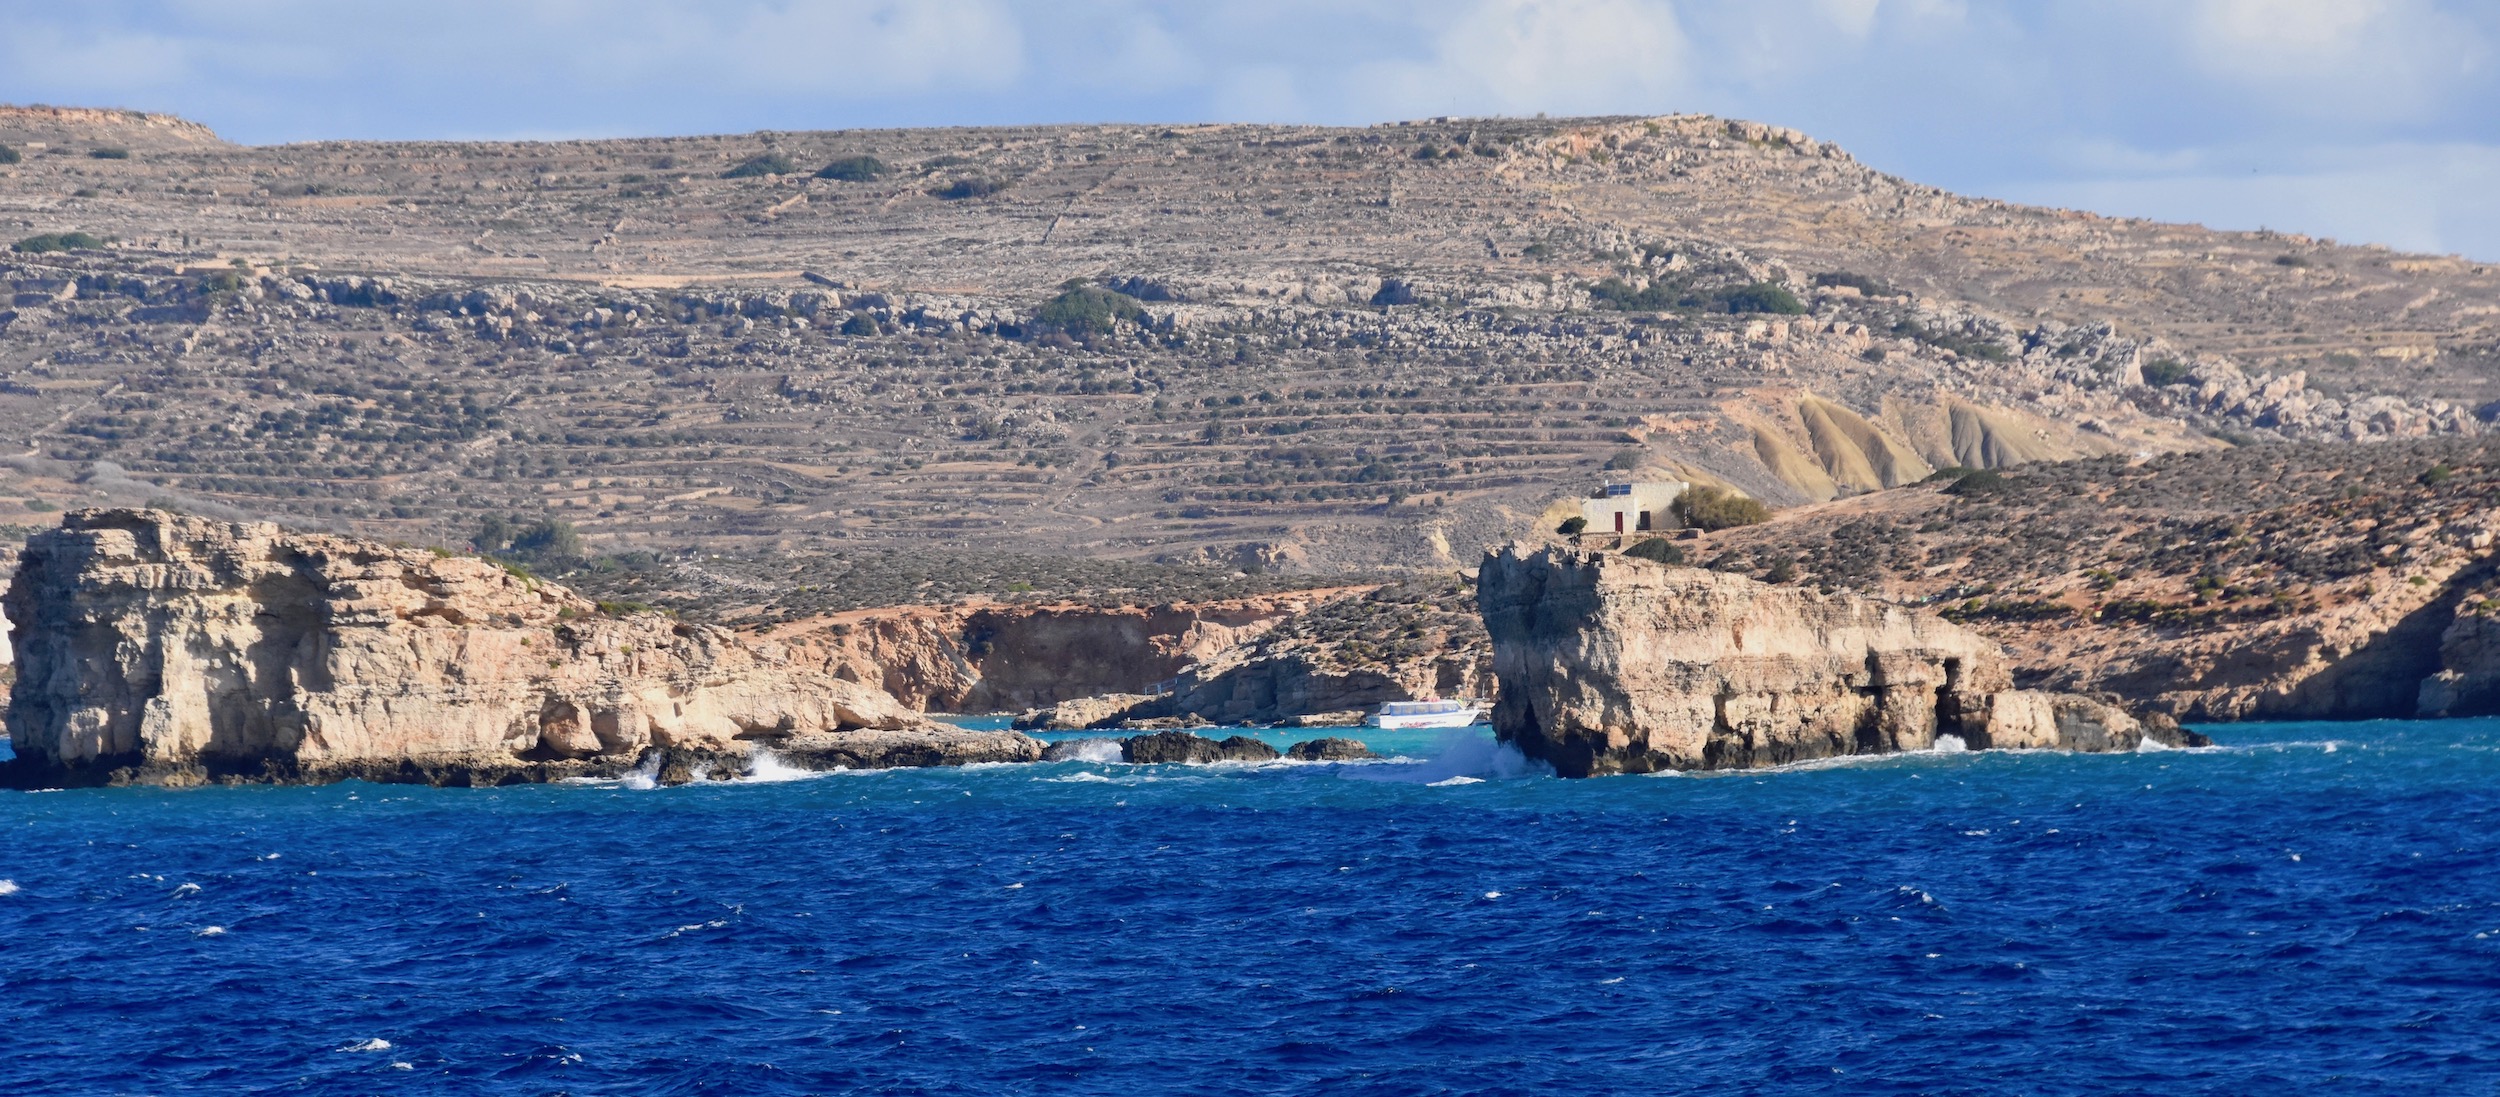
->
[[1364, 709, 1485, 730]]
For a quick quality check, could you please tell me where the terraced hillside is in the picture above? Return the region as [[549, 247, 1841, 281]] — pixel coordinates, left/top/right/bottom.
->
[[0, 107, 2492, 573]]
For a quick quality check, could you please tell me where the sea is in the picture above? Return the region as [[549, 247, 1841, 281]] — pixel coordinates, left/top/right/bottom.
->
[[2, 718, 2496, 1095]]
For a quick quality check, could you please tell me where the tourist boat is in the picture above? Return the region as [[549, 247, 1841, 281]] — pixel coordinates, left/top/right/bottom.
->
[[1365, 699, 1484, 729]]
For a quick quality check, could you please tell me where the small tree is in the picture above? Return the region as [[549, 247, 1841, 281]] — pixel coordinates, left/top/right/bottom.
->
[[1674, 486, 1770, 530], [1557, 516, 1588, 536], [1032, 284, 1144, 335], [88, 147, 130, 160], [0, 144, 19, 165], [722, 152, 795, 178], [814, 155, 888, 181]]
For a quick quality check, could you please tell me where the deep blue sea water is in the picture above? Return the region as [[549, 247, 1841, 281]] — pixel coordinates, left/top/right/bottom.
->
[[4, 719, 2499, 1096]]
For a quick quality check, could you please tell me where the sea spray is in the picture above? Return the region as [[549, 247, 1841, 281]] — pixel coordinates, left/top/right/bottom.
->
[[1362, 727, 1547, 784], [618, 752, 663, 790]]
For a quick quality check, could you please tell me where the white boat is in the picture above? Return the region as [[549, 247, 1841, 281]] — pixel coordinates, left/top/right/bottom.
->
[[1365, 699, 1484, 729]]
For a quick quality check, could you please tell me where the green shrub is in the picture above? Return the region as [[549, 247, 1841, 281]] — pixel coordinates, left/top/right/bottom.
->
[[196, 269, 250, 295], [815, 155, 888, 181], [1625, 538, 1684, 565], [2420, 464, 2455, 486], [1586, 275, 1685, 312], [1602, 449, 1642, 471], [2139, 357, 2194, 386], [722, 152, 796, 178], [840, 312, 879, 337], [1557, 516, 1588, 536], [0, 144, 19, 165], [933, 177, 1006, 200], [12, 231, 107, 253], [88, 147, 129, 160], [1674, 486, 1770, 530], [1764, 557, 1798, 583], [1032, 284, 1144, 335], [597, 599, 662, 616], [1921, 466, 1978, 484], [1718, 282, 1806, 315]]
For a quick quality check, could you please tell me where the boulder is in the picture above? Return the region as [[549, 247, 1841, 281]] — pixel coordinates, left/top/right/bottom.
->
[[1284, 737, 1377, 761]]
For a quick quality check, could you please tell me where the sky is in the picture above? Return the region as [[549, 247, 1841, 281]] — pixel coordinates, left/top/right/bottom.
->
[[4, 0, 2496, 260]]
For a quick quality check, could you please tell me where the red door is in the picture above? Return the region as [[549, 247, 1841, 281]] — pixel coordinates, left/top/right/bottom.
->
[[1613, 511, 1624, 533]]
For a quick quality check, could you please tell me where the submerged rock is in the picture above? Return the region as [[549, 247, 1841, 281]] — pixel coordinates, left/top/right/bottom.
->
[[0, 509, 1038, 788], [1477, 544, 2202, 776], [1284, 737, 1376, 761]]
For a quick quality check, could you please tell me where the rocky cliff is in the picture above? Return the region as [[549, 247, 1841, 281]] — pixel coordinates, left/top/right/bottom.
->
[[0, 510, 1035, 788], [1012, 578, 1494, 729], [1477, 545, 2193, 777], [776, 591, 1354, 711]]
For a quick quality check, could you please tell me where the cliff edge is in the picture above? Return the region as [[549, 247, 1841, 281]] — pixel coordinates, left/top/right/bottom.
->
[[0, 510, 1036, 788], [1477, 544, 2200, 776]]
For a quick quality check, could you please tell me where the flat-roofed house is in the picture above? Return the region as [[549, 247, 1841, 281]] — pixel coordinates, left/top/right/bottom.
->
[[1582, 480, 1688, 536]]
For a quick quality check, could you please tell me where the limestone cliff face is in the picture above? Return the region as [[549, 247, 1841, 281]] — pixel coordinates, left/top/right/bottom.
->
[[2, 510, 1033, 786], [1477, 545, 2186, 776], [782, 592, 1348, 711]]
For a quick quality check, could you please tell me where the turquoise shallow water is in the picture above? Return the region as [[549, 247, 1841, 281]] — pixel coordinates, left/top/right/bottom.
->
[[3, 719, 2497, 1095]]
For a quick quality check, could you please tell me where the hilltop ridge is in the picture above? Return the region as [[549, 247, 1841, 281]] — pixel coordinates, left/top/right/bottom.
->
[[0, 109, 2490, 577]]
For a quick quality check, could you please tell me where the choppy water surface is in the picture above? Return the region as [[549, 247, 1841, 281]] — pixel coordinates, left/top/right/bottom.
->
[[4, 719, 2498, 1095]]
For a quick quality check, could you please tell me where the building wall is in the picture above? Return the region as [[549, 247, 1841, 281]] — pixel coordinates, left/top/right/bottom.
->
[[1581, 481, 1688, 535]]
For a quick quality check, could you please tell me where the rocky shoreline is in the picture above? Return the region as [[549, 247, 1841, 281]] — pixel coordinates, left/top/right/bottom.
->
[[0, 510, 1040, 790]]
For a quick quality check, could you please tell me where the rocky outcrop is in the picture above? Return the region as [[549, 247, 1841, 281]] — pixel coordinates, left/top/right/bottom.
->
[[1476, 545, 2200, 776], [1012, 693, 1158, 731], [0, 510, 1036, 788], [1120, 730, 1279, 764], [1285, 737, 1376, 761], [784, 593, 1351, 711]]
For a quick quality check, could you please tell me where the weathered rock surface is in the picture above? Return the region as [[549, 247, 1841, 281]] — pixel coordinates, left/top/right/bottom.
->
[[1477, 545, 2201, 776], [0, 510, 1037, 788], [1012, 693, 1158, 731], [1284, 737, 1377, 762], [1119, 730, 1280, 764], [785, 593, 1344, 711]]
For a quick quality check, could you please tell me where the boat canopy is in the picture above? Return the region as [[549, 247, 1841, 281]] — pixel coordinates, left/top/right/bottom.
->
[[1378, 700, 1466, 716]]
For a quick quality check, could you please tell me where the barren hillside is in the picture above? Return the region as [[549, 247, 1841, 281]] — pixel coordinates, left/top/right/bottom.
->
[[1, 107, 2492, 576]]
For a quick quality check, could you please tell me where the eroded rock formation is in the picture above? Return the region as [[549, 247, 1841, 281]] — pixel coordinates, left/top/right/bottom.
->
[[1477, 544, 2198, 776], [0, 510, 1035, 787]]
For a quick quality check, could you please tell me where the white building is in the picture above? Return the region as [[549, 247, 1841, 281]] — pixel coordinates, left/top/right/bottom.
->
[[1582, 481, 1688, 536]]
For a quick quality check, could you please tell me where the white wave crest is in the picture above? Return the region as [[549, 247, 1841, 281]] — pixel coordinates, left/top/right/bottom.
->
[[1428, 775, 1484, 787], [195, 925, 227, 937], [2135, 735, 2174, 753], [744, 750, 829, 783], [1051, 739, 1125, 764], [337, 1038, 393, 1053], [1931, 734, 1969, 753], [0, 879, 17, 896]]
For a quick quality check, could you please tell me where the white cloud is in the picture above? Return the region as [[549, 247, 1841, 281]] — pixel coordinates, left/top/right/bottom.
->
[[2183, 0, 2487, 122], [1347, 0, 1690, 118]]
